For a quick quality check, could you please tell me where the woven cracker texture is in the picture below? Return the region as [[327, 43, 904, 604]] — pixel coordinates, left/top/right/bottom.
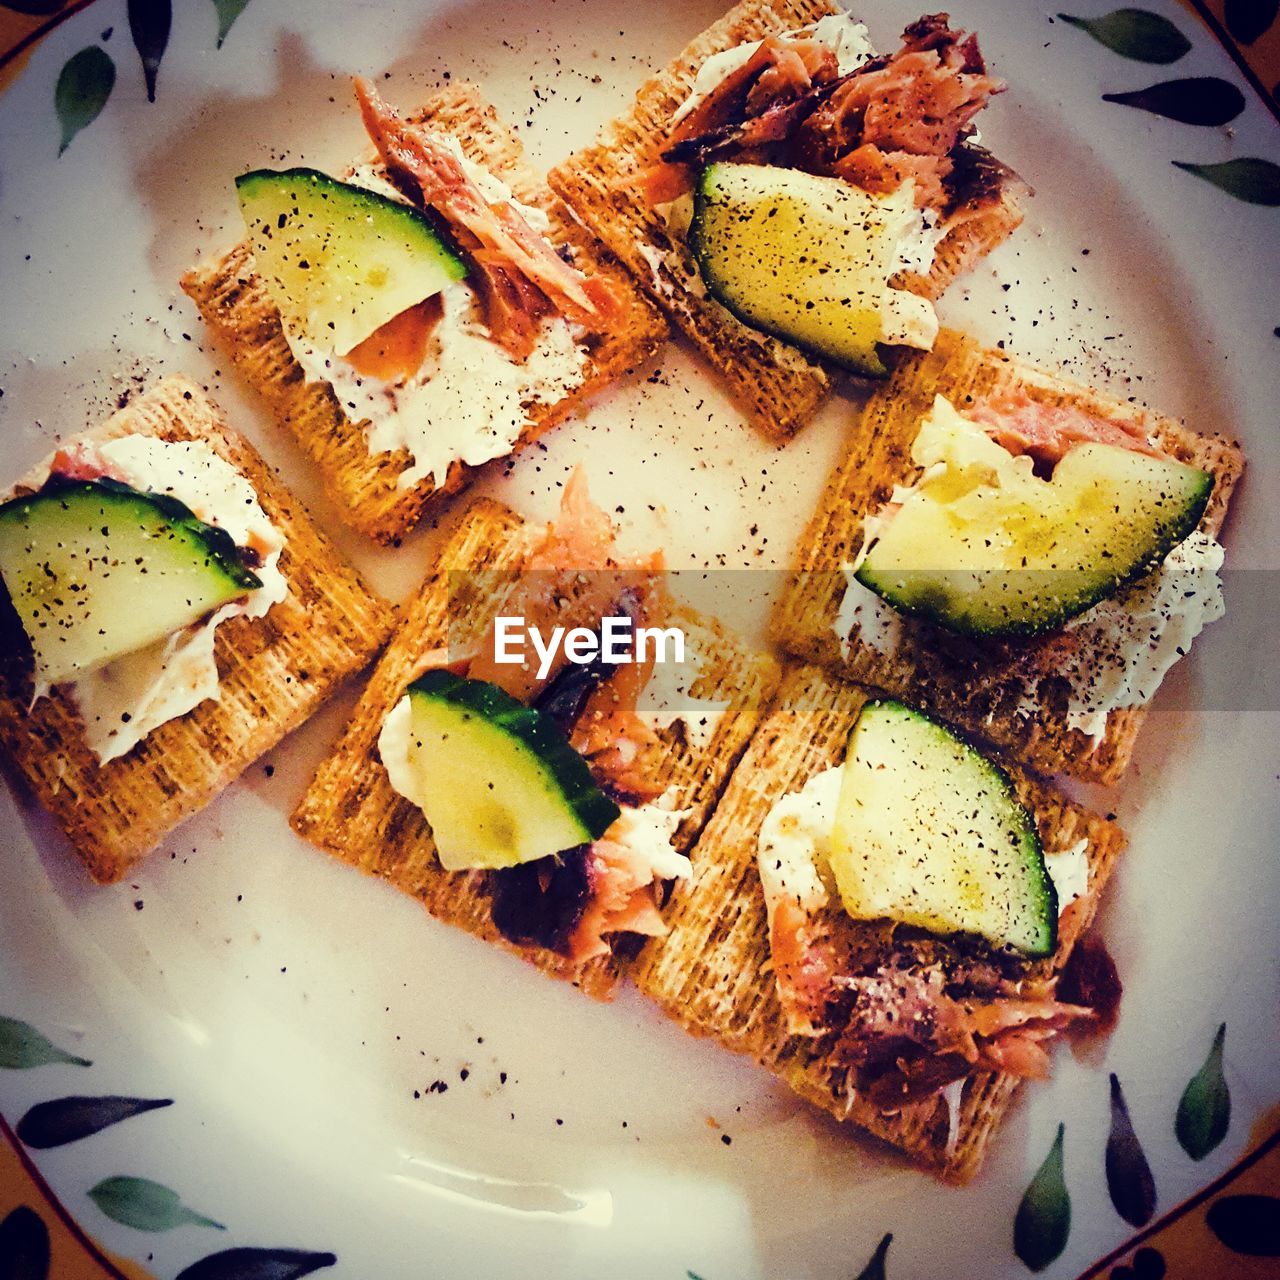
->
[[0, 377, 394, 884]]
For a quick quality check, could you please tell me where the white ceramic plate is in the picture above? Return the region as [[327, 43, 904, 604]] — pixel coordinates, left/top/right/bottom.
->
[[1, 1, 1278, 1277]]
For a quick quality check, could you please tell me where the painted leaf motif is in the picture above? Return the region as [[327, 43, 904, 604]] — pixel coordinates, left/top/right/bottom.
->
[[1014, 1124, 1070, 1272], [0, 1016, 90, 1069], [1103, 77, 1245, 125], [1225, 0, 1279, 45], [1206, 1194, 1280, 1255], [0, 1206, 51, 1280], [1176, 1023, 1232, 1157], [54, 46, 114, 156], [212, 0, 252, 47], [854, 1233, 892, 1280], [1173, 158, 1280, 206], [128, 0, 170, 102], [88, 1176, 225, 1233], [175, 1248, 338, 1280], [16, 1095, 173, 1149], [0, 1, 69, 14], [1056, 9, 1191, 63], [1105, 1074, 1156, 1227]]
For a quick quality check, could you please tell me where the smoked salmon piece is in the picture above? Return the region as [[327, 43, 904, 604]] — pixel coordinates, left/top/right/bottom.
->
[[355, 78, 622, 361]]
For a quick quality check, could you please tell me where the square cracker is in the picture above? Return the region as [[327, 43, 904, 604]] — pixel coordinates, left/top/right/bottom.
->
[[632, 662, 1127, 1180], [0, 377, 394, 885], [547, 0, 1026, 442], [771, 328, 1246, 785], [290, 496, 781, 1000], [181, 82, 668, 546]]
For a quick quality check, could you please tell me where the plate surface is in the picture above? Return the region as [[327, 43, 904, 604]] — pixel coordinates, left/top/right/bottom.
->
[[1, 1, 1278, 1277]]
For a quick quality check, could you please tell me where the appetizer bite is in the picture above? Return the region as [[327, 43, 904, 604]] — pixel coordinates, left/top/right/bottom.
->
[[0, 379, 393, 883], [182, 81, 666, 544], [291, 479, 779, 997], [772, 330, 1245, 784], [550, 0, 1025, 439], [635, 664, 1124, 1180]]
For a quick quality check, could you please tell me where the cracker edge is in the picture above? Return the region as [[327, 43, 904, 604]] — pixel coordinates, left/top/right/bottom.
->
[[548, 0, 1025, 441], [0, 376, 395, 883], [770, 328, 1246, 785], [181, 81, 668, 545], [290, 495, 780, 999], [633, 661, 1127, 1180]]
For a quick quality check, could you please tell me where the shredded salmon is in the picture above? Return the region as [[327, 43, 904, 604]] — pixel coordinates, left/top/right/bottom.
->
[[827, 143, 952, 210], [411, 471, 687, 966], [769, 897, 841, 1036], [646, 14, 1005, 213], [826, 962, 1094, 1104], [354, 78, 621, 361], [969, 387, 1161, 471], [760, 807, 1109, 1108], [566, 836, 672, 965], [643, 37, 795, 204], [344, 295, 443, 380], [571, 643, 662, 800], [464, 468, 666, 800], [795, 17, 1001, 209], [43, 444, 129, 486]]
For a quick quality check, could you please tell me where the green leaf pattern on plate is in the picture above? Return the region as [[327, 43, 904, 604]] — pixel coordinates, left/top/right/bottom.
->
[[0, 0, 70, 14], [1105, 1074, 1157, 1227], [175, 1248, 338, 1280], [53, 45, 114, 155], [1225, 0, 1279, 46], [1057, 9, 1191, 63], [127, 0, 171, 103], [0, 1015, 91, 1069], [1060, 5, 1277, 214], [1176, 1022, 1232, 1158], [1173, 158, 1280, 205], [212, 0, 253, 48], [16, 1095, 173, 1149], [1102, 76, 1246, 125], [88, 1175, 226, 1233], [1014, 1124, 1071, 1272], [854, 1232, 893, 1280]]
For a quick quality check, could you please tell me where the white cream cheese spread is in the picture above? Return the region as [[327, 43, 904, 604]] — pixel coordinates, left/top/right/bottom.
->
[[655, 11, 943, 348], [760, 765, 1086, 921], [277, 154, 589, 491], [833, 401, 1227, 743], [1043, 838, 1089, 912], [376, 692, 417, 809], [757, 765, 843, 916], [671, 13, 876, 124], [605, 792, 692, 884], [1019, 530, 1226, 741], [30, 436, 287, 763], [635, 651, 729, 750]]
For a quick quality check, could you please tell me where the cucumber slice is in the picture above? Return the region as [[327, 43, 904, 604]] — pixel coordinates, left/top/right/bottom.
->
[[829, 699, 1055, 956], [387, 669, 620, 872], [856, 400, 1213, 637], [0, 478, 262, 686], [236, 167, 466, 355], [690, 163, 921, 375]]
